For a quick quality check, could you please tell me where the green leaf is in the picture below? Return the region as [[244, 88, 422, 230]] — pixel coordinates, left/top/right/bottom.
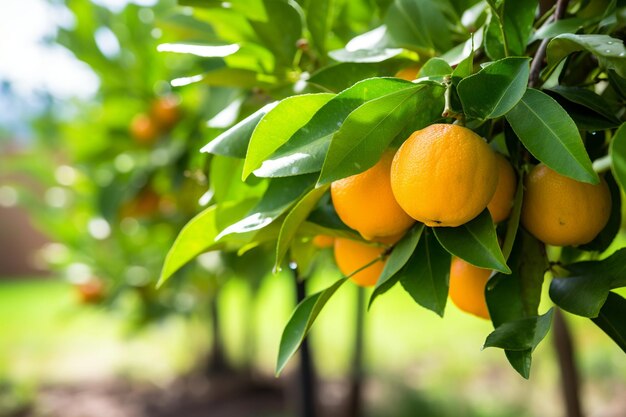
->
[[505, 88, 598, 184], [275, 185, 329, 270], [249, 0, 302, 67], [501, 173, 524, 261], [158, 200, 255, 287], [610, 123, 626, 191], [201, 102, 278, 158], [400, 230, 450, 316], [179, 0, 268, 21], [254, 78, 415, 177], [550, 248, 626, 318], [484, 0, 537, 59], [276, 277, 347, 375], [434, 210, 511, 274], [484, 308, 554, 351], [545, 86, 621, 130], [385, 0, 452, 53], [546, 34, 626, 79], [318, 85, 429, 184], [591, 292, 626, 353], [243, 94, 334, 179], [308, 61, 414, 93], [530, 18, 588, 42], [216, 174, 317, 239], [419, 58, 453, 78], [369, 223, 425, 308], [306, 0, 333, 59], [457, 57, 530, 119], [487, 230, 548, 326], [328, 47, 404, 63]]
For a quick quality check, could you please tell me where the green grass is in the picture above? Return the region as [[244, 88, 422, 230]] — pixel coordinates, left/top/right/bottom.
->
[[0, 271, 624, 417]]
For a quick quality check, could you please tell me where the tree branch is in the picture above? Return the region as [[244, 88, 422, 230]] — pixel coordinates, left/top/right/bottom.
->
[[529, 0, 571, 87]]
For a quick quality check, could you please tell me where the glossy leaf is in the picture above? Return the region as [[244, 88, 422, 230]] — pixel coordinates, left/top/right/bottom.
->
[[400, 231, 450, 316], [329, 47, 404, 63], [610, 123, 626, 191], [530, 18, 587, 42], [385, 0, 452, 53], [276, 277, 347, 375], [591, 292, 626, 353], [308, 61, 414, 93], [550, 248, 626, 318], [505, 88, 598, 184], [216, 174, 317, 239], [484, 0, 537, 59], [546, 86, 621, 130], [369, 224, 424, 308], [547, 34, 626, 78], [243, 94, 334, 179], [254, 78, 414, 177], [501, 173, 524, 261], [434, 210, 511, 274], [418, 58, 453, 78], [158, 200, 255, 287], [201, 102, 278, 158], [179, 0, 268, 21], [458, 57, 530, 119], [484, 309, 554, 351], [275, 185, 329, 270], [306, 0, 333, 59], [318, 85, 424, 184]]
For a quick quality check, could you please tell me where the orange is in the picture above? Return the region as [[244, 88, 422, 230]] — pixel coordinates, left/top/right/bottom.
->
[[151, 96, 180, 130], [487, 154, 517, 223], [331, 150, 415, 239], [130, 113, 158, 144], [521, 164, 611, 246], [390, 124, 498, 227], [312, 235, 334, 248], [395, 65, 421, 81], [449, 257, 490, 319], [334, 234, 401, 287], [76, 278, 105, 304]]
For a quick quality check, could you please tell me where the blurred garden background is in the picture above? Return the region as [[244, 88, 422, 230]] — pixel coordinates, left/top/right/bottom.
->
[[0, 0, 625, 416]]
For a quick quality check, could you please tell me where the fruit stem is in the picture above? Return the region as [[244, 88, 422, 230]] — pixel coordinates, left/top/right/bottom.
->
[[442, 76, 466, 125], [592, 155, 612, 173]]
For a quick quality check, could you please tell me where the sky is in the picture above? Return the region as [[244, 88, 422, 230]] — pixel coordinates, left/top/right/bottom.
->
[[0, 0, 156, 138]]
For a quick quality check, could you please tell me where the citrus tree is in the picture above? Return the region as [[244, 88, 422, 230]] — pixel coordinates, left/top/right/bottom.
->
[[157, 0, 626, 386]]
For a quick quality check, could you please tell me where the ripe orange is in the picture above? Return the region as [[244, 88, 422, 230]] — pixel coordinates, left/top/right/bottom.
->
[[151, 96, 180, 130], [120, 187, 161, 218], [76, 278, 105, 304], [395, 65, 421, 81], [521, 164, 611, 246], [487, 154, 517, 223], [130, 113, 158, 145], [331, 150, 415, 240], [312, 235, 334, 248], [334, 234, 401, 287], [390, 124, 498, 227], [449, 257, 490, 320]]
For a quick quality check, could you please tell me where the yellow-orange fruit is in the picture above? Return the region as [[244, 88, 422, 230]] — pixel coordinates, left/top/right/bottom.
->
[[151, 96, 180, 130], [391, 124, 498, 227], [76, 278, 105, 304], [395, 65, 421, 81], [487, 154, 517, 223], [331, 150, 415, 240], [521, 164, 611, 246], [449, 257, 490, 320], [130, 113, 158, 145], [312, 235, 334, 248]]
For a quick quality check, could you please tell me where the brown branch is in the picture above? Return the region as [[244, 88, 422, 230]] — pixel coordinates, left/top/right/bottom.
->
[[553, 308, 583, 417], [529, 0, 571, 87]]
